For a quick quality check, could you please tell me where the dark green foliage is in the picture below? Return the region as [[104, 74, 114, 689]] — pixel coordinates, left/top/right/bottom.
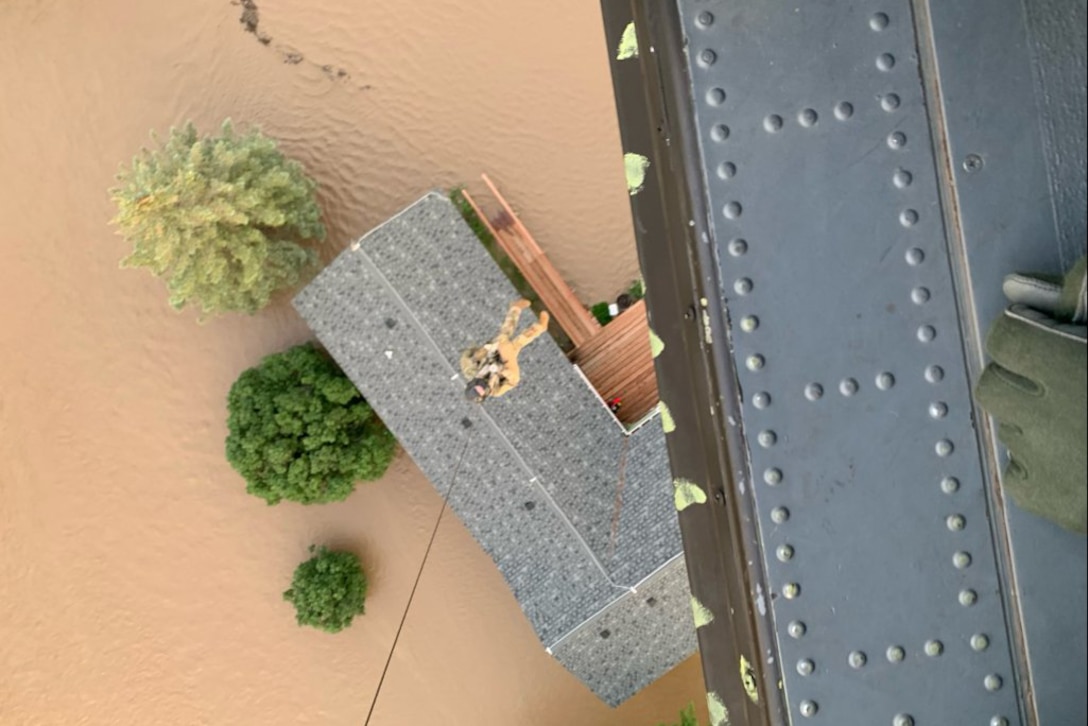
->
[[657, 703, 700, 726], [449, 186, 574, 353], [226, 343, 396, 505], [590, 301, 613, 326], [111, 119, 326, 317], [628, 277, 645, 300], [284, 546, 368, 633]]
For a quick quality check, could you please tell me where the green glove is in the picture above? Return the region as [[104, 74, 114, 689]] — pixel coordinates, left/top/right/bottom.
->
[[975, 255, 1087, 534]]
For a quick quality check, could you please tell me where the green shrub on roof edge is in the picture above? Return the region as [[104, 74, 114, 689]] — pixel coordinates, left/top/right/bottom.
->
[[656, 702, 700, 726], [226, 343, 396, 505]]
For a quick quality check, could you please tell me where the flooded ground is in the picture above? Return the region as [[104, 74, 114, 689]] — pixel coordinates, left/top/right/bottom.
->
[[0, 1, 706, 723]]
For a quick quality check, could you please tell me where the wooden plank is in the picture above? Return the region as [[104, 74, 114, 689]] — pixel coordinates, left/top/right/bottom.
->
[[478, 174, 600, 348]]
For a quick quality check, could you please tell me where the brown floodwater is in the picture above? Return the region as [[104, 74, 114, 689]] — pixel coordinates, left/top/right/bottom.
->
[[0, 1, 707, 724]]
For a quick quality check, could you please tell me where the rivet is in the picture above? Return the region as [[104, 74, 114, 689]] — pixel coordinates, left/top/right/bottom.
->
[[893, 716, 914, 726], [771, 506, 790, 524], [757, 430, 777, 448], [984, 674, 1003, 691], [839, 378, 859, 396], [804, 383, 824, 401], [728, 238, 748, 256], [936, 439, 954, 457], [788, 620, 806, 638], [877, 53, 896, 71], [870, 12, 890, 30], [963, 154, 984, 173], [698, 49, 718, 66], [834, 101, 854, 120], [764, 114, 784, 133], [888, 131, 907, 149], [917, 325, 936, 342], [941, 476, 960, 494], [717, 161, 737, 178], [881, 93, 901, 112], [706, 88, 727, 106], [799, 108, 818, 127], [959, 589, 978, 606], [876, 372, 895, 390], [924, 639, 943, 656], [723, 201, 743, 219], [886, 645, 905, 663], [953, 551, 972, 569], [971, 633, 990, 652], [929, 401, 949, 419], [947, 514, 966, 531], [991, 717, 1009, 726], [900, 209, 919, 227], [925, 364, 944, 383], [696, 11, 714, 28], [764, 468, 783, 485], [796, 658, 814, 676], [777, 544, 794, 562], [911, 286, 931, 304], [799, 700, 818, 718], [753, 392, 771, 409], [710, 124, 730, 142], [740, 315, 759, 332], [893, 169, 913, 188], [905, 247, 925, 265], [746, 354, 765, 371], [782, 582, 800, 599], [848, 650, 867, 668]]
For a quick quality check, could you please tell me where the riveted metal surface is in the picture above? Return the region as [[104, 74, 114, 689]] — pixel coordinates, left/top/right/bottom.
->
[[678, 1, 1024, 723], [920, 0, 1088, 721]]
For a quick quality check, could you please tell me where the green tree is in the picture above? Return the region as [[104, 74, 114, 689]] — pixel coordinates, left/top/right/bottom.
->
[[110, 119, 326, 317], [284, 546, 368, 633], [226, 343, 396, 505]]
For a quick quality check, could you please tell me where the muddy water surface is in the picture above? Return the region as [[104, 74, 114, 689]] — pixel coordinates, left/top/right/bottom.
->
[[0, 1, 707, 724]]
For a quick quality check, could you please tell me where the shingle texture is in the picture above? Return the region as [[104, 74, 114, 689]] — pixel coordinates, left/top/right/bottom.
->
[[293, 192, 691, 704]]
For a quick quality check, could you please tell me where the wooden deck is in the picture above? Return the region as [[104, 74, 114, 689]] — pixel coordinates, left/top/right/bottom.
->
[[462, 175, 659, 424], [572, 300, 658, 424]]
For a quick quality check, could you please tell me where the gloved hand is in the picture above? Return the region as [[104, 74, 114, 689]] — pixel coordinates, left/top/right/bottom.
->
[[975, 255, 1087, 534]]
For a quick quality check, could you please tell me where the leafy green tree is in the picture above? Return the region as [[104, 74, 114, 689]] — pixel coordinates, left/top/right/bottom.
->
[[226, 343, 396, 505], [284, 546, 368, 633], [657, 703, 700, 726], [111, 119, 326, 317]]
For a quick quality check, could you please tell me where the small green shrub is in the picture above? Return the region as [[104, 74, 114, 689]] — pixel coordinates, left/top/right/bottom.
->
[[226, 343, 396, 505], [628, 277, 645, 300], [284, 546, 367, 633], [590, 301, 613, 326], [111, 119, 325, 317], [657, 703, 700, 726]]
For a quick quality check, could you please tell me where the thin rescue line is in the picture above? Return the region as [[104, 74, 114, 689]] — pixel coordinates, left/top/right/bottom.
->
[[363, 435, 472, 726]]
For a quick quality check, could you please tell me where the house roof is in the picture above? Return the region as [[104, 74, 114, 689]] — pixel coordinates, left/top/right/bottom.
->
[[293, 192, 693, 706]]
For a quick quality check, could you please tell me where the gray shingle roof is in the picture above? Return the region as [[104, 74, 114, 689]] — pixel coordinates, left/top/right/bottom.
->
[[293, 192, 692, 705]]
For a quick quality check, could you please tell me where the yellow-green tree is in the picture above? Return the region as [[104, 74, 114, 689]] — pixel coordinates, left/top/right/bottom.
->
[[111, 120, 325, 317]]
